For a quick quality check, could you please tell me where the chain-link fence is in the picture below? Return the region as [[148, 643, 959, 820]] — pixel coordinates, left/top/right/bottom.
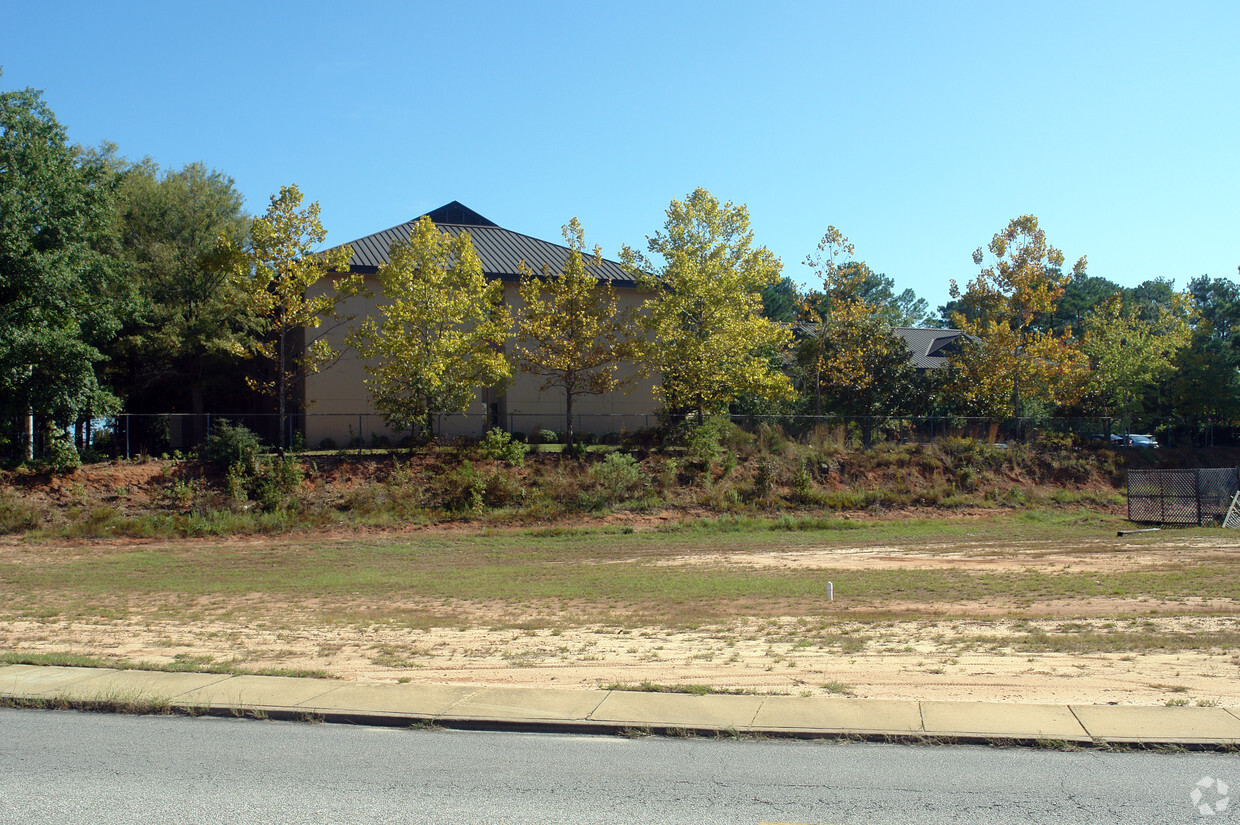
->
[[1127, 468, 1240, 525], [22, 410, 1237, 461]]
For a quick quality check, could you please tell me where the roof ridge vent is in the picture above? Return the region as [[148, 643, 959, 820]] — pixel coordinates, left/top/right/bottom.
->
[[419, 201, 499, 227]]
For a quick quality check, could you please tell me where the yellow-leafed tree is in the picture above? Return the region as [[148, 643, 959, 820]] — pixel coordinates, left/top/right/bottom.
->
[[349, 217, 511, 442], [944, 215, 1088, 419], [514, 218, 639, 448], [620, 188, 792, 418], [239, 184, 358, 448]]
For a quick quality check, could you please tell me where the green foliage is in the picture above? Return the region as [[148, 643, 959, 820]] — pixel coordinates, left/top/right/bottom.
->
[[478, 428, 529, 466], [104, 159, 254, 417], [44, 430, 82, 474], [249, 456, 304, 513], [349, 216, 510, 441], [515, 218, 640, 447], [0, 85, 122, 440], [799, 228, 928, 422], [589, 452, 647, 504], [435, 460, 487, 512], [621, 188, 793, 416], [233, 185, 359, 447], [204, 421, 261, 471], [1080, 293, 1191, 420]]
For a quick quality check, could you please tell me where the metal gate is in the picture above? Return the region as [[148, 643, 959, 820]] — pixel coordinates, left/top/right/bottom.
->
[[1127, 468, 1240, 525]]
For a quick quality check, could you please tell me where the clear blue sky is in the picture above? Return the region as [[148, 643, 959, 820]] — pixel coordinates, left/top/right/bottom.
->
[[4, 1, 1238, 314]]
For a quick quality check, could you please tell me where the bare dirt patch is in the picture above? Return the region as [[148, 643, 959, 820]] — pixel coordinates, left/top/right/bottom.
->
[[4, 524, 1240, 706]]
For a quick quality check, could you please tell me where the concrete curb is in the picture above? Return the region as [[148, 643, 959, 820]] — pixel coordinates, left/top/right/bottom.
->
[[3, 664, 1238, 750]]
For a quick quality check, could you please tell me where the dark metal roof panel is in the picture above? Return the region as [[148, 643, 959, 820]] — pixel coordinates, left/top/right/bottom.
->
[[891, 327, 968, 369], [793, 324, 969, 370], [330, 203, 635, 285]]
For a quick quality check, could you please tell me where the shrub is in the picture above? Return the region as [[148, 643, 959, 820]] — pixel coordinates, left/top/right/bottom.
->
[[751, 455, 777, 500], [437, 460, 487, 512], [204, 421, 261, 471], [44, 431, 81, 474], [478, 428, 529, 466], [530, 429, 559, 445], [254, 456, 304, 512], [589, 452, 646, 504], [680, 417, 752, 475], [483, 469, 526, 507]]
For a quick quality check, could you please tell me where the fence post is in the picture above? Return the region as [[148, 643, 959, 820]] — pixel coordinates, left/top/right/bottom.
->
[[1197, 469, 1203, 527]]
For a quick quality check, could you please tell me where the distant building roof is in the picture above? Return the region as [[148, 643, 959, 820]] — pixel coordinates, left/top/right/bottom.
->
[[335, 201, 636, 286], [891, 327, 971, 369], [793, 324, 972, 370]]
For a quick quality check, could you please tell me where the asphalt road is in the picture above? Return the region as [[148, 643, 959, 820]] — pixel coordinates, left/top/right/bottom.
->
[[1, 708, 1237, 824]]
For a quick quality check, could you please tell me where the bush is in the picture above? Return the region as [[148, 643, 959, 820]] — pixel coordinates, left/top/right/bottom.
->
[[483, 469, 526, 507], [436, 460, 487, 512], [751, 455, 777, 500], [530, 429, 559, 445], [589, 452, 646, 504], [204, 421, 261, 471], [478, 428, 529, 466], [224, 454, 303, 513], [682, 417, 753, 471], [44, 430, 81, 474]]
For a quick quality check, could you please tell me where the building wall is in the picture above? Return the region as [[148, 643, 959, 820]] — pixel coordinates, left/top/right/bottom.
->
[[303, 276, 659, 447]]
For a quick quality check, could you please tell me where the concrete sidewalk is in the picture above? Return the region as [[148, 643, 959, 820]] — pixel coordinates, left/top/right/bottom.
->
[[4, 663, 1240, 748]]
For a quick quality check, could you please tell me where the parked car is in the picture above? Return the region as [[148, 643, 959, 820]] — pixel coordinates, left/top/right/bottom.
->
[[1088, 433, 1160, 448]]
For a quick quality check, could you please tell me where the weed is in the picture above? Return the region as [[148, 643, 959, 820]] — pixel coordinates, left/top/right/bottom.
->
[[478, 428, 529, 466]]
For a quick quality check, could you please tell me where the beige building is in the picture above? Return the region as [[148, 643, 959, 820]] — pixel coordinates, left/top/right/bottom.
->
[[303, 202, 658, 447]]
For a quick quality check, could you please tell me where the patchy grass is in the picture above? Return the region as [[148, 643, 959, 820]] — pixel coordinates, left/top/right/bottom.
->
[[2, 511, 1232, 634], [0, 650, 330, 679], [601, 681, 771, 696]]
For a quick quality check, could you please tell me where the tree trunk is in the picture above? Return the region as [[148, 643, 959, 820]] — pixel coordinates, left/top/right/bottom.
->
[[565, 390, 574, 452], [25, 404, 34, 462]]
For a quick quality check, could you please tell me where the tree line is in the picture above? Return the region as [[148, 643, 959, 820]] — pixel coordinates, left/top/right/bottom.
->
[[3, 81, 1237, 462]]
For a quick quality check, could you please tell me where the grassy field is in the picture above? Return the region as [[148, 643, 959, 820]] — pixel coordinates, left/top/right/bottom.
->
[[2, 509, 1234, 629], [5, 507, 1240, 704]]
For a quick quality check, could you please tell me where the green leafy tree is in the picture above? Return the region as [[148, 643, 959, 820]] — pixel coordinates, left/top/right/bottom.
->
[[0, 83, 122, 459], [1080, 293, 1191, 423], [943, 215, 1088, 418], [798, 228, 924, 430], [349, 216, 511, 441], [105, 159, 256, 427], [514, 218, 639, 448], [620, 188, 792, 418], [234, 185, 358, 448], [1166, 275, 1240, 420], [760, 276, 803, 323], [805, 262, 929, 328]]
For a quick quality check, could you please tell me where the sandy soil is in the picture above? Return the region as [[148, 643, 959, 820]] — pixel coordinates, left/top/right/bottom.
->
[[4, 612, 1238, 706], [4, 530, 1240, 707]]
